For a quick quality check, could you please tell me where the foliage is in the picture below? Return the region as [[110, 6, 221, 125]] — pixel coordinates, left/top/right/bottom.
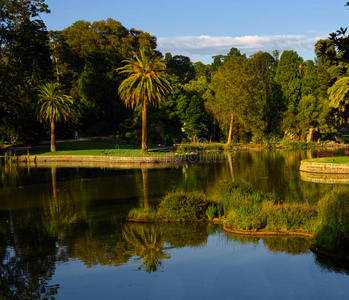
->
[[212, 180, 318, 232], [37, 82, 74, 124], [157, 191, 208, 222], [205, 205, 217, 220], [0, 0, 52, 143], [77, 49, 127, 134], [128, 207, 158, 221], [166, 54, 195, 84]]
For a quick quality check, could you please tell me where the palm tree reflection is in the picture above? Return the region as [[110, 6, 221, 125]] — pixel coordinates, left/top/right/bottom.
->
[[122, 224, 171, 273], [141, 168, 149, 208]]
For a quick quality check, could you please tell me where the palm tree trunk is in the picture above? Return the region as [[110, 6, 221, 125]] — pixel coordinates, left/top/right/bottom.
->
[[142, 101, 148, 154], [227, 112, 234, 145], [51, 119, 56, 152]]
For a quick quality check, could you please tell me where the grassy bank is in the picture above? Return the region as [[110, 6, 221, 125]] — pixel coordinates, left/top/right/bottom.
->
[[128, 180, 349, 259], [303, 156, 349, 164], [19, 140, 179, 157]]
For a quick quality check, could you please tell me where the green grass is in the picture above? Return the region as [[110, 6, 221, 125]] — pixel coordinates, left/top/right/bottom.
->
[[26, 140, 177, 157], [303, 156, 349, 164]]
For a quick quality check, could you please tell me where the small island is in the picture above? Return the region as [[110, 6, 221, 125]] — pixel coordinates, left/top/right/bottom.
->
[[300, 155, 349, 174]]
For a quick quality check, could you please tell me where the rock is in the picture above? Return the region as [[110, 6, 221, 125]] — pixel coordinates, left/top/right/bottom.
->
[[307, 128, 321, 142]]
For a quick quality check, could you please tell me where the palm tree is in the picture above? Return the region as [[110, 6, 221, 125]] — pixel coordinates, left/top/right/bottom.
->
[[118, 49, 171, 154], [37, 82, 73, 152]]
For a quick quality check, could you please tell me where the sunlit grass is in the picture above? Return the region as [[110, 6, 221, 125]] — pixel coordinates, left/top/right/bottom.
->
[[28, 140, 178, 157], [303, 156, 349, 164]]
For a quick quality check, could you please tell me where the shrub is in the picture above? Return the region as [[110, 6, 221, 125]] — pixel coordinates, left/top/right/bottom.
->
[[206, 205, 217, 220], [317, 186, 349, 224], [128, 207, 158, 221], [157, 191, 208, 221]]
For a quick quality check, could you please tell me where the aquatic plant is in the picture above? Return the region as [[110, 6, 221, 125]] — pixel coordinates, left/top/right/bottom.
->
[[128, 207, 158, 221], [205, 205, 217, 220]]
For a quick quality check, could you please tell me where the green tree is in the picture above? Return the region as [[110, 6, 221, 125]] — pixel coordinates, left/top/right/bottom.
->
[[208, 52, 267, 143], [328, 77, 349, 124], [166, 55, 195, 84], [249, 51, 276, 132], [275, 50, 303, 113], [0, 0, 52, 143], [77, 49, 126, 134], [37, 82, 74, 152], [183, 95, 207, 142], [118, 49, 171, 154], [274, 50, 303, 135]]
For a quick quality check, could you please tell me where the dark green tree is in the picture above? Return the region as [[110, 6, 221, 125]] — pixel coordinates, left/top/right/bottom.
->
[[183, 95, 207, 142], [166, 55, 195, 84], [78, 49, 126, 134], [0, 0, 52, 143]]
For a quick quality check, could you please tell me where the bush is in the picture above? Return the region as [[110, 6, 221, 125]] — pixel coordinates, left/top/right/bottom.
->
[[317, 186, 349, 224], [157, 191, 208, 221], [128, 207, 158, 221], [206, 205, 217, 220]]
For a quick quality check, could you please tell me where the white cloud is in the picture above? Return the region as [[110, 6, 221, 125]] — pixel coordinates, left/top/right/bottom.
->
[[157, 34, 327, 62]]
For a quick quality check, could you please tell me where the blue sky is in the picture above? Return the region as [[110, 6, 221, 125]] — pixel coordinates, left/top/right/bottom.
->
[[41, 0, 349, 63]]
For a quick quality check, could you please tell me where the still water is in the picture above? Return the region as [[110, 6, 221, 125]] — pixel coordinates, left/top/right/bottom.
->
[[1, 149, 349, 299]]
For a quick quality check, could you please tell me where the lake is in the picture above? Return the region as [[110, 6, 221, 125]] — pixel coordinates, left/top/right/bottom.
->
[[1, 149, 349, 299]]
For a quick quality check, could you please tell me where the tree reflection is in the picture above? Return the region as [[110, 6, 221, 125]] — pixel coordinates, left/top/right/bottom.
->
[[0, 210, 58, 299], [262, 237, 311, 255], [141, 168, 149, 208], [122, 224, 171, 273]]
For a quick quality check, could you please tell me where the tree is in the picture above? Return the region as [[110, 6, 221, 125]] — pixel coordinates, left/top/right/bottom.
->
[[208, 51, 267, 144], [117, 49, 171, 154], [166, 55, 195, 84], [183, 95, 207, 142], [249, 51, 276, 132], [0, 0, 52, 143], [274, 50, 303, 113], [37, 82, 74, 152], [77, 49, 126, 134], [328, 77, 349, 124], [274, 50, 303, 135]]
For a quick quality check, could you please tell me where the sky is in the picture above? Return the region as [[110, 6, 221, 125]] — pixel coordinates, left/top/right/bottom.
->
[[41, 0, 349, 64]]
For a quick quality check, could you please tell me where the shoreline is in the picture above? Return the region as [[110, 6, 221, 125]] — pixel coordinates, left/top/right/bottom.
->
[[0, 153, 199, 167], [300, 161, 349, 174]]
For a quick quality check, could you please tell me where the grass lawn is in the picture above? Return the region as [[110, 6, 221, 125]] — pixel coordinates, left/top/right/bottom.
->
[[27, 140, 177, 157], [303, 156, 349, 164]]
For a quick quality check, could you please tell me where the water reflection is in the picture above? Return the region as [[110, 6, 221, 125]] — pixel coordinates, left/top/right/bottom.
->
[[1, 150, 349, 298], [300, 171, 349, 184], [122, 224, 171, 273]]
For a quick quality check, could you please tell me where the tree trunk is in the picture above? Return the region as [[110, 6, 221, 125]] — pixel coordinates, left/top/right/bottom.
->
[[141, 101, 148, 154], [226, 112, 234, 145], [50, 119, 56, 152], [53, 41, 60, 82]]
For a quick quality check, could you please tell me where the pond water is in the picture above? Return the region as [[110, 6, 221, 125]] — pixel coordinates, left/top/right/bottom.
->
[[1, 149, 349, 299]]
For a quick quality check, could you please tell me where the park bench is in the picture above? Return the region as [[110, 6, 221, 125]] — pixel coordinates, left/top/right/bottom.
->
[[317, 151, 334, 158], [345, 150, 349, 156]]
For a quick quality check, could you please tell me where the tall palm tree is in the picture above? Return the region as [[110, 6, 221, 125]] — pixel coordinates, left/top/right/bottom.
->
[[37, 82, 73, 152], [118, 49, 171, 154]]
